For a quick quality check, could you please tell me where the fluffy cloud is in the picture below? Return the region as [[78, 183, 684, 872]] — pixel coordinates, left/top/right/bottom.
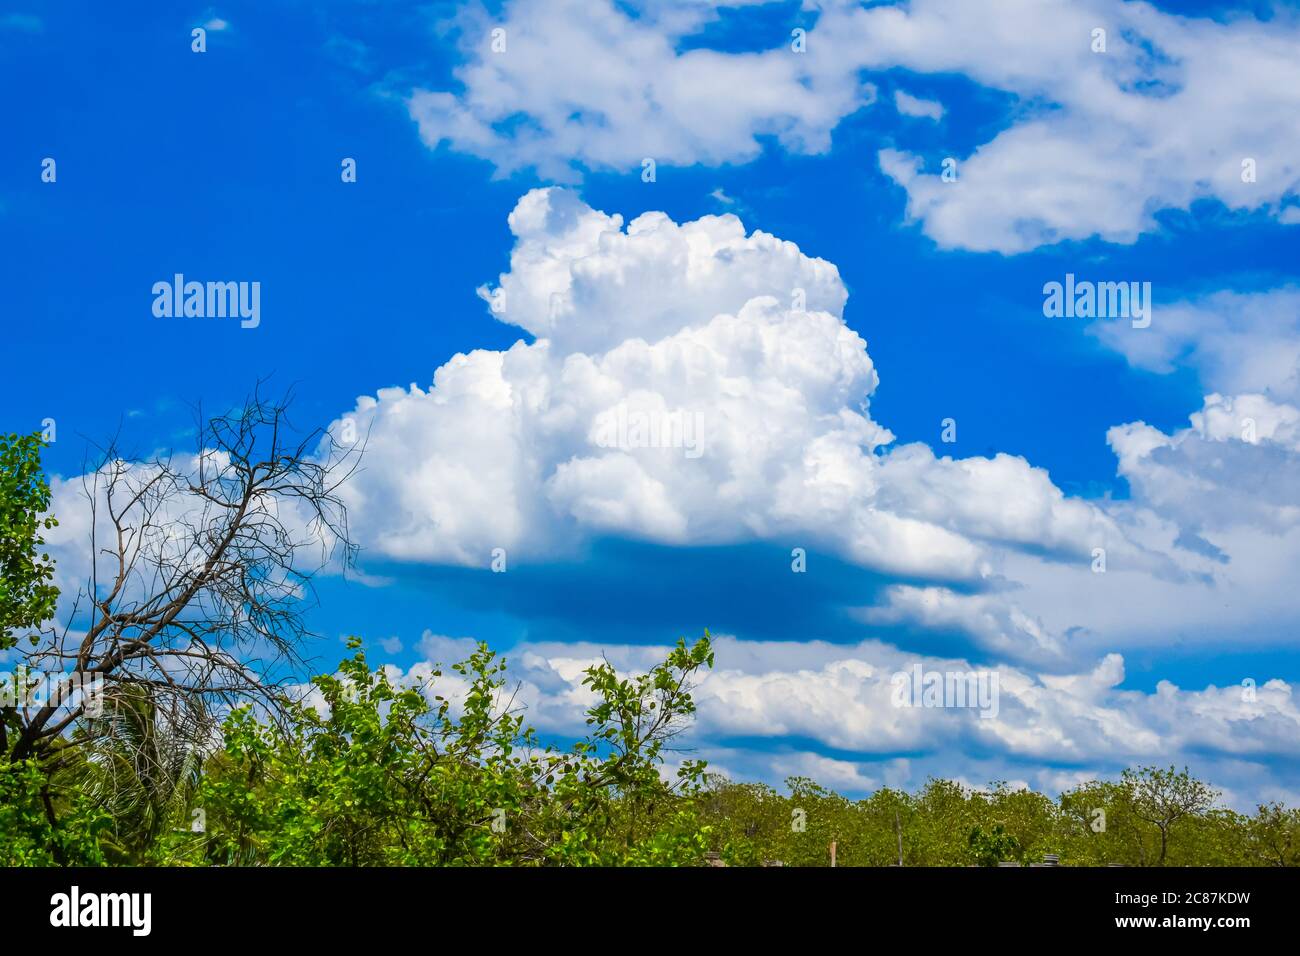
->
[[331, 189, 1128, 588], [857, 585, 1065, 663], [1092, 288, 1300, 404], [856, 0, 1300, 250], [406, 0, 1300, 251], [980, 391, 1300, 654], [693, 641, 1298, 766], [329, 190, 1300, 677], [408, 0, 873, 180], [481, 188, 848, 353], [1109, 392, 1300, 531]]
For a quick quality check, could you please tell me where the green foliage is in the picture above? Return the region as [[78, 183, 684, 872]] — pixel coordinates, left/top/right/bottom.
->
[[694, 767, 1286, 868], [0, 432, 59, 653], [1122, 765, 1219, 864], [191, 634, 716, 866], [0, 758, 110, 866], [1246, 802, 1300, 866], [968, 824, 1021, 866]]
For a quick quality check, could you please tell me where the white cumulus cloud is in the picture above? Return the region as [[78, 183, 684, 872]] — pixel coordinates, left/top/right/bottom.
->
[[330, 189, 1130, 590]]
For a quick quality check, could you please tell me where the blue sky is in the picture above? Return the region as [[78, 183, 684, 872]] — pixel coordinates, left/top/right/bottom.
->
[[5, 0, 1300, 805]]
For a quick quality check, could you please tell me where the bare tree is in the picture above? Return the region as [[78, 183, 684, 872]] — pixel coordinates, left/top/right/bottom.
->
[[11, 387, 361, 763]]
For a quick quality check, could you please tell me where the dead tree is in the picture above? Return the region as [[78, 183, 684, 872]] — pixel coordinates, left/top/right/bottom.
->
[[11, 387, 361, 762]]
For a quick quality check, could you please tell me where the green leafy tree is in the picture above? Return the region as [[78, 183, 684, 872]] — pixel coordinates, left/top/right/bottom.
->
[[0, 432, 59, 657], [981, 782, 1059, 864], [858, 786, 914, 866], [1246, 802, 1300, 866], [968, 823, 1021, 867], [0, 755, 110, 866], [0, 433, 91, 865], [1059, 779, 1146, 865], [195, 634, 716, 866], [1123, 765, 1218, 865]]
